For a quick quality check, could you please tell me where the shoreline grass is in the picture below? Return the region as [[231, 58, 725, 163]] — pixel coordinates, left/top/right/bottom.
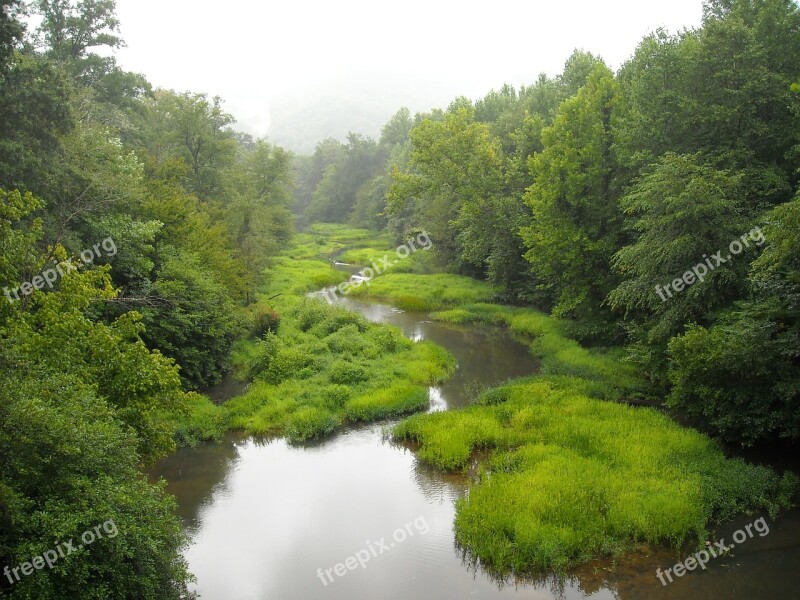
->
[[172, 225, 457, 445], [174, 223, 798, 577], [394, 378, 798, 574]]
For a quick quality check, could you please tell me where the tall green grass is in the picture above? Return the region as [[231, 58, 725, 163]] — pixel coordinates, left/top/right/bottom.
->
[[173, 225, 458, 445], [221, 299, 455, 443], [394, 378, 798, 573], [347, 273, 497, 311]]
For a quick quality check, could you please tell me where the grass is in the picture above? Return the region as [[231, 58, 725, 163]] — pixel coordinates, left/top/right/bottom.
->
[[172, 224, 458, 445], [347, 273, 497, 311], [432, 303, 649, 402], [345, 384, 429, 421], [165, 392, 229, 447], [222, 299, 455, 443], [173, 223, 797, 576], [394, 378, 798, 574]]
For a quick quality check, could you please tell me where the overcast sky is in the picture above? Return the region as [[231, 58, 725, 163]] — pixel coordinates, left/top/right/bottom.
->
[[112, 0, 704, 149]]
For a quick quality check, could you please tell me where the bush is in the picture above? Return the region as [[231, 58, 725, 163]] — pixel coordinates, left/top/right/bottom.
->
[[294, 299, 331, 332], [325, 324, 374, 355], [668, 320, 800, 445], [365, 325, 403, 352], [286, 407, 340, 443], [321, 385, 351, 410], [311, 310, 367, 337], [264, 347, 317, 384], [329, 360, 368, 385], [345, 385, 429, 421], [252, 307, 281, 337], [249, 332, 281, 378], [171, 392, 228, 446]]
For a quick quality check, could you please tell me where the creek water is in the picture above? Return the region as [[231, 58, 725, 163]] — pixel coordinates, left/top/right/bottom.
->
[[150, 293, 800, 600]]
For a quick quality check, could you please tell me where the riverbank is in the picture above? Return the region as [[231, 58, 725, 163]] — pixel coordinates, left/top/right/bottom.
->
[[167, 225, 456, 445], [292, 225, 798, 576], [171, 223, 798, 579]]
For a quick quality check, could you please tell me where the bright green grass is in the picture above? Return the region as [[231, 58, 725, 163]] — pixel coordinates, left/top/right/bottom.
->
[[345, 384, 429, 421], [393, 378, 798, 573], [221, 299, 455, 443], [288, 224, 386, 260], [335, 246, 394, 266], [164, 392, 229, 447], [261, 256, 348, 299], [347, 273, 497, 311], [173, 225, 457, 445]]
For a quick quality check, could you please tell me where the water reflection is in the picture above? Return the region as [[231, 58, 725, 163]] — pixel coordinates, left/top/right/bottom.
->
[[157, 426, 624, 600], [150, 293, 800, 599]]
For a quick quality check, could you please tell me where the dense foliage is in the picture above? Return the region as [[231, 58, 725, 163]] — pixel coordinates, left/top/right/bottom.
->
[[3, 0, 800, 593], [297, 0, 800, 446], [1, 1, 292, 596]]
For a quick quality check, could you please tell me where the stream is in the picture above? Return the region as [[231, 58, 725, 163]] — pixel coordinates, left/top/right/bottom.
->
[[149, 292, 800, 600]]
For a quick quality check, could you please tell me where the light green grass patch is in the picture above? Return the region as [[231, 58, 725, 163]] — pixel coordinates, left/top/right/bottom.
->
[[221, 299, 454, 442], [393, 378, 797, 574], [348, 273, 497, 311], [345, 384, 429, 421]]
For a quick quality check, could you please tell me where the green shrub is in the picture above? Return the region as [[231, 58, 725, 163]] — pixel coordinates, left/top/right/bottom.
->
[[345, 384, 429, 421], [286, 407, 340, 443], [294, 299, 331, 332], [170, 392, 228, 446], [325, 324, 374, 355], [311, 309, 368, 337], [366, 325, 403, 352], [264, 347, 317, 384], [321, 385, 352, 410], [251, 307, 281, 337], [329, 360, 368, 385], [393, 379, 798, 574], [249, 332, 281, 378]]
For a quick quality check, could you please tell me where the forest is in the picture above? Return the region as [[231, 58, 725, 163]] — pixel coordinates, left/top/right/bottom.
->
[[0, 0, 799, 598]]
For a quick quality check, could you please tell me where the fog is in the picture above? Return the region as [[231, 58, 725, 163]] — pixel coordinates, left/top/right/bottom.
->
[[114, 0, 703, 152]]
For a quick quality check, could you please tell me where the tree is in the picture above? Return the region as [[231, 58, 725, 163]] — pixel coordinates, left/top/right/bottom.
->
[[140, 91, 237, 200], [668, 198, 800, 445], [0, 0, 22, 75], [292, 138, 345, 224], [305, 133, 383, 223], [0, 189, 194, 598], [0, 53, 74, 192], [521, 63, 622, 337], [607, 153, 747, 377], [0, 374, 195, 599], [227, 140, 293, 299], [386, 103, 504, 271], [617, 0, 800, 209], [34, 0, 123, 61], [140, 249, 243, 390], [379, 107, 412, 148]]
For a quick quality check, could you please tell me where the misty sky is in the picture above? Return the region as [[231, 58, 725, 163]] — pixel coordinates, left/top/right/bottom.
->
[[113, 0, 704, 151]]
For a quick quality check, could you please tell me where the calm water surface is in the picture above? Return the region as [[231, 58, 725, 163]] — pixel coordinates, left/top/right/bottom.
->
[[150, 295, 800, 600]]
